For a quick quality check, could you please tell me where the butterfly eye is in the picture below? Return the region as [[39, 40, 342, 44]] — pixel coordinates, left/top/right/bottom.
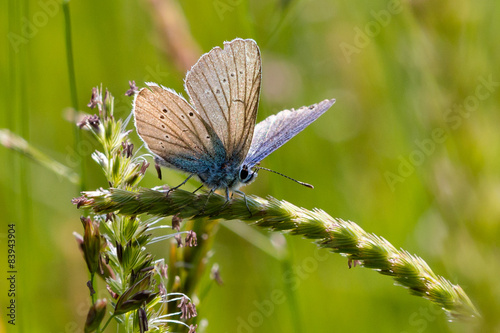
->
[[239, 167, 249, 180], [239, 166, 255, 184]]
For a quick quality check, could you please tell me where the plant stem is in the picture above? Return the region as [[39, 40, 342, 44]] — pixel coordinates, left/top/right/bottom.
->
[[281, 242, 302, 333], [90, 273, 96, 304], [100, 314, 115, 332], [0, 129, 80, 184], [63, 0, 86, 192], [7, 0, 32, 328]]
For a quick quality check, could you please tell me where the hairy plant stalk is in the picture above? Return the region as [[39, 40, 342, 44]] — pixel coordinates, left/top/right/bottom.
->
[[76, 186, 480, 321], [0, 129, 80, 184], [74, 86, 198, 333]]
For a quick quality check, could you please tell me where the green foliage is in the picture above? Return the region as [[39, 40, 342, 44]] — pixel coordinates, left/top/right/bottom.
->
[[1, 0, 499, 332]]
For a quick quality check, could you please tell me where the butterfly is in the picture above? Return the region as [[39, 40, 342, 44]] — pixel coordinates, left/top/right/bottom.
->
[[133, 38, 335, 201]]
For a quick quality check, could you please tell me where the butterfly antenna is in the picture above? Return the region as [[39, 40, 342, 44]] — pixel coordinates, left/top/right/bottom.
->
[[255, 167, 314, 189]]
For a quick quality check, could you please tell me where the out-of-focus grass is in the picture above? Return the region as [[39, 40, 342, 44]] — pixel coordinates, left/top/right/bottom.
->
[[1, 0, 499, 332]]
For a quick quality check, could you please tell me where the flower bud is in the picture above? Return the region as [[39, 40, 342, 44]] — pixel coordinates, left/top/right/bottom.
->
[[84, 299, 107, 333], [137, 307, 148, 333], [81, 216, 102, 274]]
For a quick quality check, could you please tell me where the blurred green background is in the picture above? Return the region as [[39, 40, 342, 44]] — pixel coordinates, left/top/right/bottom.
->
[[1, 0, 499, 332]]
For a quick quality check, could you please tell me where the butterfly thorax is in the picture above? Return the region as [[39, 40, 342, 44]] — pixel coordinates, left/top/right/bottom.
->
[[198, 158, 255, 190]]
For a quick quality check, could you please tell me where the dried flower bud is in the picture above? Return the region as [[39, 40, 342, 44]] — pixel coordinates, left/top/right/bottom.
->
[[87, 114, 101, 131], [87, 280, 95, 296], [103, 89, 110, 110], [139, 161, 150, 175], [72, 196, 92, 209], [125, 80, 138, 96], [159, 283, 167, 296], [173, 275, 181, 291], [97, 254, 115, 280], [160, 264, 168, 279], [107, 285, 118, 299], [187, 303, 197, 318], [174, 234, 183, 248], [171, 214, 182, 231], [185, 230, 197, 247], [84, 299, 107, 333], [178, 296, 197, 320], [121, 141, 134, 158], [77, 118, 87, 129], [77, 114, 101, 131], [348, 258, 361, 269], [178, 297, 188, 319], [210, 263, 224, 286], [87, 87, 99, 109]]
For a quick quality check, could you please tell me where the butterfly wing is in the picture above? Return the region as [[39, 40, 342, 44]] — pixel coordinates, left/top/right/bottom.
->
[[133, 83, 224, 174], [243, 99, 336, 167], [185, 38, 262, 164]]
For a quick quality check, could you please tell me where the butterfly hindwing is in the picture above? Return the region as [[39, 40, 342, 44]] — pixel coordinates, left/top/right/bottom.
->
[[244, 99, 336, 167], [133, 83, 222, 173], [185, 38, 262, 164]]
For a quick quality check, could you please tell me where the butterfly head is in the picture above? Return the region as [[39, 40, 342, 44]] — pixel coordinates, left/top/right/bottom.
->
[[238, 164, 257, 185]]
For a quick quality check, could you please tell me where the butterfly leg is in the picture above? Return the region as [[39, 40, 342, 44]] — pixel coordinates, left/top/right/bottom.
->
[[167, 174, 194, 196], [217, 187, 232, 212], [192, 184, 204, 194], [199, 188, 216, 215], [235, 190, 252, 217]]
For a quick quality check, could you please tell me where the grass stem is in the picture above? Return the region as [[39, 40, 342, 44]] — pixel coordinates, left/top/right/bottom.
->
[[77, 187, 480, 322], [63, 0, 86, 192]]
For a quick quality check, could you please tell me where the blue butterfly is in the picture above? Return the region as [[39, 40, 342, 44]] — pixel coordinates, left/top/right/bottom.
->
[[133, 38, 335, 200]]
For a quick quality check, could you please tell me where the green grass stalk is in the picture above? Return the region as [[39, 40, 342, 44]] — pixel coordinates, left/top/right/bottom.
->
[[0, 129, 80, 184], [7, 0, 32, 329], [77, 186, 480, 322], [63, 0, 86, 192]]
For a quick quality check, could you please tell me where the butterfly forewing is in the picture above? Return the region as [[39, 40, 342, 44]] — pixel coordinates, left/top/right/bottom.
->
[[134, 83, 218, 173], [185, 38, 261, 163], [244, 99, 336, 167]]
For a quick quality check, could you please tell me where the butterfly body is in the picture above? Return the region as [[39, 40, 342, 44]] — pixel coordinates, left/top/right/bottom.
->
[[154, 153, 253, 190], [199, 159, 252, 190], [133, 38, 335, 195]]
